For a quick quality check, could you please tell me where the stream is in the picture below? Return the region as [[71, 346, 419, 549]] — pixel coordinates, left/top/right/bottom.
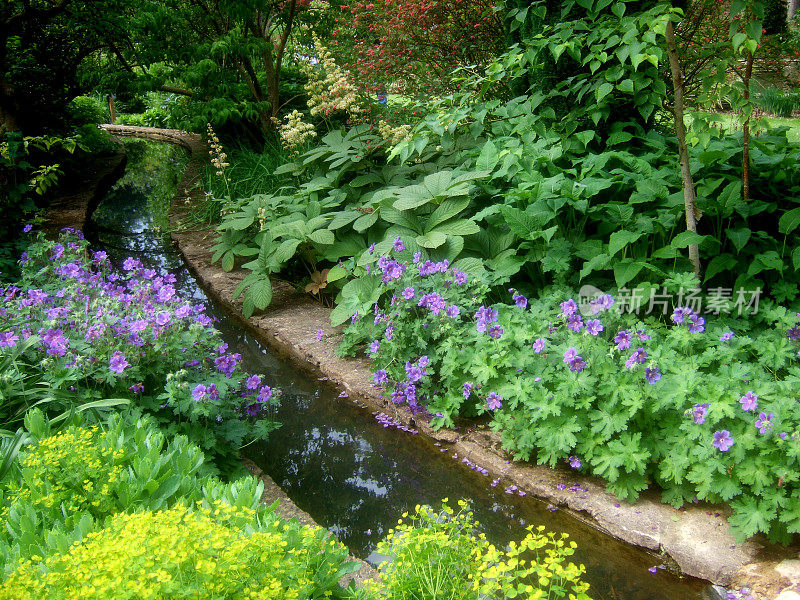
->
[[86, 153, 719, 600]]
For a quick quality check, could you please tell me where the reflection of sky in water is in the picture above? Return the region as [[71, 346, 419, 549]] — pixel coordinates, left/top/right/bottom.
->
[[87, 179, 712, 600]]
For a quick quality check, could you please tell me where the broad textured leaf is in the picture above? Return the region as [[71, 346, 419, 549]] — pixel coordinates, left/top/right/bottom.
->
[[275, 239, 301, 263], [308, 229, 335, 245], [671, 231, 715, 249], [353, 212, 379, 232], [416, 231, 447, 248], [428, 197, 470, 229], [326, 265, 347, 283], [476, 140, 499, 171], [430, 219, 479, 236]]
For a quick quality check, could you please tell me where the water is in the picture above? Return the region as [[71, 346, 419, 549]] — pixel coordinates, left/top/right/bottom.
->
[[87, 171, 715, 600]]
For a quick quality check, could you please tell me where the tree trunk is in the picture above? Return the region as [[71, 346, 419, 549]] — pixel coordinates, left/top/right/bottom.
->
[[742, 51, 754, 201], [665, 19, 701, 278]]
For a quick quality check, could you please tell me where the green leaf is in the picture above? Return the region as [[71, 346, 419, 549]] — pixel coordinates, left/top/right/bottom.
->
[[428, 197, 470, 229], [328, 211, 360, 230], [430, 219, 479, 236], [227, 215, 255, 231], [221, 252, 234, 273], [247, 277, 273, 310], [779, 207, 800, 235], [476, 140, 499, 171], [704, 254, 738, 282], [500, 206, 540, 238], [596, 82, 614, 103], [416, 231, 447, 248], [353, 212, 379, 232], [671, 231, 715, 249], [326, 265, 347, 282], [275, 239, 301, 263], [308, 229, 335, 245], [793, 247, 800, 271], [726, 227, 752, 253], [579, 253, 611, 280], [614, 261, 645, 288], [608, 230, 643, 256]]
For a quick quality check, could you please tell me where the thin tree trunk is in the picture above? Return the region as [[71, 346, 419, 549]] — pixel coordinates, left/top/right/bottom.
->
[[742, 51, 754, 200], [665, 19, 701, 277]]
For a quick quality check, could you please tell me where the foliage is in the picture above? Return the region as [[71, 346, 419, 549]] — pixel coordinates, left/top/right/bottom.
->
[[366, 499, 592, 600], [0, 413, 359, 598], [754, 87, 800, 117], [329, 0, 504, 97], [1, 230, 279, 460], [341, 245, 800, 542]]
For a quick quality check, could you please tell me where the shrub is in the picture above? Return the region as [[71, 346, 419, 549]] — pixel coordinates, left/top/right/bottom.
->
[[0, 410, 359, 598], [342, 245, 800, 543], [754, 87, 800, 117], [1, 230, 278, 459], [368, 500, 592, 600]]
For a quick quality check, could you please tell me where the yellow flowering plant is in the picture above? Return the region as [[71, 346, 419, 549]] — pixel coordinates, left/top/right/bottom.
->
[[368, 499, 592, 600]]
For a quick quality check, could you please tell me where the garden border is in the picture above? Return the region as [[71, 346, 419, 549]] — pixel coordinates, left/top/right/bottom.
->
[[97, 124, 800, 600]]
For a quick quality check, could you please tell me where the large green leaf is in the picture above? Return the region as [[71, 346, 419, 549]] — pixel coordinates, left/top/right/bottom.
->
[[428, 197, 470, 229], [274, 239, 301, 263], [671, 231, 716, 249], [308, 229, 335, 245], [500, 206, 540, 238], [779, 207, 800, 235], [613, 261, 645, 288], [608, 230, 643, 256], [416, 231, 447, 248], [476, 140, 499, 171], [353, 212, 379, 232], [429, 219, 479, 236], [725, 227, 752, 253], [328, 211, 361, 230]]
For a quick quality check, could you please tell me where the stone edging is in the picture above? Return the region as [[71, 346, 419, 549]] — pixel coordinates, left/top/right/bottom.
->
[[100, 125, 800, 600]]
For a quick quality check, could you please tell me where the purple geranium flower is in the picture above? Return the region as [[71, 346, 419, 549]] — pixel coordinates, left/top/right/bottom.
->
[[373, 370, 388, 385], [560, 299, 578, 317], [246, 375, 262, 390], [739, 391, 758, 412], [316, 329, 324, 341], [569, 456, 582, 469], [512, 292, 528, 308], [691, 403, 710, 424], [624, 348, 648, 369], [463, 381, 473, 400], [0, 331, 19, 347], [192, 384, 207, 401], [393, 236, 405, 252], [369, 339, 380, 353], [446, 305, 460, 318], [23, 224, 32, 233], [486, 392, 502, 411], [533, 338, 546, 353], [474, 306, 498, 333], [569, 356, 587, 373], [487, 324, 503, 339], [453, 270, 467, 285], [567, 313, 584, 332], [586, 319, 603, 336], [402, 287, 415, 300], [755, 412, 773, 434], [614, 330, 632, 351], [720, 331, 735, 342], [645, 366, 661, 384], [109, 351, 129, 374], [712, 430, 734, 452]]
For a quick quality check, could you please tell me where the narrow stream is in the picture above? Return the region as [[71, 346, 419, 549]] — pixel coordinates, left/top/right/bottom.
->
[[87, 156, 718, 600]]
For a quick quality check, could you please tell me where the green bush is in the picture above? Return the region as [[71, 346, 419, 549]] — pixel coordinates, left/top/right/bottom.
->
[[2, 230, 279, 460], [367, 500, 592, 600], [67, 95, 109, 126], [0, 412, 359, 599], [341, 245, 800, 543], [755, 87, 800, 118]]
